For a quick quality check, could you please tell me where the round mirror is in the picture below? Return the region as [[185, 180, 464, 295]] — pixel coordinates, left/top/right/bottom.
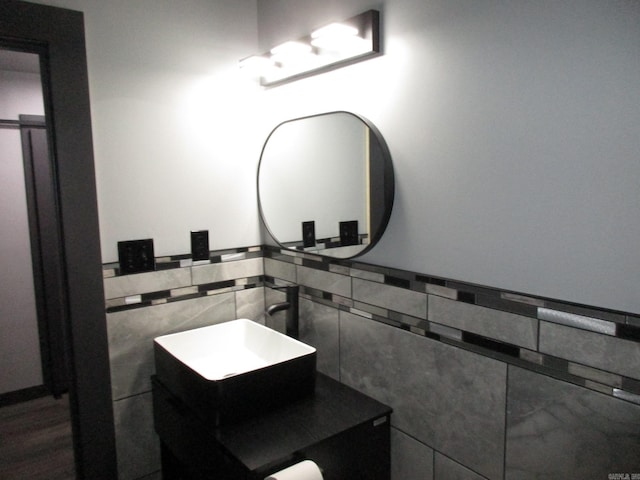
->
[[258, 111, 394, 259]]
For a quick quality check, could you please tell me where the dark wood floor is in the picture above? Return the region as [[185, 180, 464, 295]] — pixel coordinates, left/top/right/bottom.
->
[[0, 394, 75, 479]]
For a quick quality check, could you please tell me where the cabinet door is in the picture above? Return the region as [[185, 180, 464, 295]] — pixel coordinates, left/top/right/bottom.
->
[[257, 415, 391, 480]]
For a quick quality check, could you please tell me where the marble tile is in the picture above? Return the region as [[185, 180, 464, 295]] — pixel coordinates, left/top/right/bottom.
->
[[328, 263, 351, 276], [352, 278, 427, 318], [435, 453, 488, 480], [137, 472, 162, 480], [505, 366, 640, 478], [567, 363, 623, 389], [104, 268, 191, 299], [299, 298, 339, 380], [340, 312, 507, 480], [350, 267, 385, 283], [539, 321, 640, 380], [426, 283, 458, 299], [191, 257, 263, 285], [113, 392, 160, 480], [138, 472, 162, 480], [235, 287, 265, 324], [107, 292, 236, 399], [264, 257, 296, 282], [391, 427, 434, 480], [429, 295, 538, 349], [296, 265, 351, 297]]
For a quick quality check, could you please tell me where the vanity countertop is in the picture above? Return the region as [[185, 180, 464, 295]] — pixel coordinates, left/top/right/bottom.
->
[[216, 372, 392, 471]]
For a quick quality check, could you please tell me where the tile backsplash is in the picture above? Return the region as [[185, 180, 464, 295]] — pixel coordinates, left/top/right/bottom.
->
[[103, 244, 640, 480], [264, 246, 640, 480], [103, 247, 265, 480]]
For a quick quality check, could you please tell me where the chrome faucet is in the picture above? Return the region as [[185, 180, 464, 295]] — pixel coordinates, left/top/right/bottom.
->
[[266, 285, 299, 339]]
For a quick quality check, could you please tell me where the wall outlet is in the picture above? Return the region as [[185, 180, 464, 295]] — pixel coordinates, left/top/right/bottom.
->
[[340, 221, 359, 246], [302, 221, 316, 248], [118, 239, 155, 274], [191, 230, 210, 261]]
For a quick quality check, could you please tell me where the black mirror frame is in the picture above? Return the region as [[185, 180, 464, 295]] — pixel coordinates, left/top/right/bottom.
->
[[257, 111, 394, 259]]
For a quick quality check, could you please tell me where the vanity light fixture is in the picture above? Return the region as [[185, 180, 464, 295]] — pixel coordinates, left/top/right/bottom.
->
[[310, 22, 361, 51], [270, 41, 313, 59], [239, 10, 380, 87], [238, 55, 273, 75]]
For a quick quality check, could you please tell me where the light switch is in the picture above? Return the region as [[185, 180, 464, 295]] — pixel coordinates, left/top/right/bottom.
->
[[118, 239, 155, 274]]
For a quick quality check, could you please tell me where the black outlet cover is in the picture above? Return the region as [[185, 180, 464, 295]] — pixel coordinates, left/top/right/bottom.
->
[[302, 221, 316, 248], [191, 230, 210, 261], [118, 239, 155, 275], [340, 220, 359, 246]]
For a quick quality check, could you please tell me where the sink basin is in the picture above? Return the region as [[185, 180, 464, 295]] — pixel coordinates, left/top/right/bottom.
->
[[154, 319, 316, 426]]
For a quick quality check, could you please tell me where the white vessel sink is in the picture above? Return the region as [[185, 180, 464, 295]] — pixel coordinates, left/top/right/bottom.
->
[[153, 319, 317, 426], [155, 319, 315, 380]]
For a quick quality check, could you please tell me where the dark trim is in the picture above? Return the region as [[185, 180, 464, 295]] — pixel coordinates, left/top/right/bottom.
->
[[0, 385, 50, 408], [0, 2, 117, 478], [20, 114, 70, 398], [257, 111, 394, 261]]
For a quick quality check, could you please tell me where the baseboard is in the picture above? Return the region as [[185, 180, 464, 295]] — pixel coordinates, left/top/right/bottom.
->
[[0, 385, 50, 407]]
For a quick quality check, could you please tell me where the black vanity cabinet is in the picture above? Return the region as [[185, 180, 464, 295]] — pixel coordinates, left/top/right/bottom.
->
[[152, 373, 392, 479]]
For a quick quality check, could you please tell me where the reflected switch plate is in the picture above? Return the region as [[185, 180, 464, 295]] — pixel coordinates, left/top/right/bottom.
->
[[302, 221, 315, 248], [340, 220, 359, 246]]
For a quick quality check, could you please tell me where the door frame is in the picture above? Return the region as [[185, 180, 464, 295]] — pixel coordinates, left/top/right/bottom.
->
[[0, 1, 117, 478], [20, 114, 70, 398]]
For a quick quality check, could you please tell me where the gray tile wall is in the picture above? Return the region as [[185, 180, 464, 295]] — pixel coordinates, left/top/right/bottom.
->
[[264, 251, 640, 480], [340, 311, 506, 480], [539, 321, 640, 381], [104, 248, 640, 480], [391, 428, 434, 480], [506, 366, 640, 479], [429, 295, 537, 349], [104, 256, 265, 480]]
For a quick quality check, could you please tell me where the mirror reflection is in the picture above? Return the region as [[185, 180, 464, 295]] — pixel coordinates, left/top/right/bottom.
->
[[258, 111, 394, 258]]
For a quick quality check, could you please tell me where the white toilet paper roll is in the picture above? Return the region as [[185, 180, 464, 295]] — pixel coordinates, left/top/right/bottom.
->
[[264, 460, 323, 480]]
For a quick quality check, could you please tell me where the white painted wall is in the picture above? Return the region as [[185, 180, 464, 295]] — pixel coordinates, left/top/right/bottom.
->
[[31, 0, 262, 262], [256, 0, 640, 314], [0, 66, 45, 394], [22, 1, 640, 314]]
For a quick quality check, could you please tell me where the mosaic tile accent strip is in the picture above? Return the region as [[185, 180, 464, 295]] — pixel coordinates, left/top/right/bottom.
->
[[297, 265, 351, 297], [539, 321, 640, 381], [104, 246, 266, 313], [352, 277, 427, 318], [261, 247, 640, 403], [538, 307, 616, 335], [429, 295, 538, 350], [104, 245, 640, 404], [104, 268, 191, 300], [191, 257, 263, 285]]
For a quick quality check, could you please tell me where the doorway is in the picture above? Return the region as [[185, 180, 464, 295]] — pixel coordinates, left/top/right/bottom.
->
[[0, 49, 69, 401], [1, 2, 117, 478]]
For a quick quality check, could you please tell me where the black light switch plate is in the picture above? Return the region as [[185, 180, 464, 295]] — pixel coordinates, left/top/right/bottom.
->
[[191, 230, 210, 261], [302, 221, 316, 248], [118, 239, 155, 274], [340, 220, 359, 246]]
